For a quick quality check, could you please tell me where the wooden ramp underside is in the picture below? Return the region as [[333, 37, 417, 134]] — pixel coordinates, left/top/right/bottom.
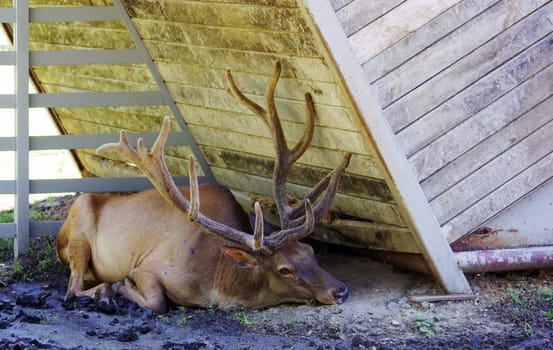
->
[[334, 0, 553, 244], [0, 0, 416, 252]]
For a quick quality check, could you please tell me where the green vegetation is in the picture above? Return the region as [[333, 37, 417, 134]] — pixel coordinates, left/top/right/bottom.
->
[[287, 317, 297, 327], [0, 202, 67, 282], [10, 261, 26, 280], [0, 210, 14, 223], [328, 315, 339, 332], [414, 311, 441, 338], [176, 307, 189, 327], [0, 238, 14, 262], [507, 285, 553, 337], [157, 314, 170, 324], [509, 287, 533, 336], [29, 237, 64, 277], [0, 236, 66, 282], [233, 308, 261, 326], [0, 208, 46, 224], [0, 207, 48, 261]]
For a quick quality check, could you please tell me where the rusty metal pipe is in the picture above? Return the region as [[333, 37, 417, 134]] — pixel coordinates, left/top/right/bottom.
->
[[455, 246, 553, 273]]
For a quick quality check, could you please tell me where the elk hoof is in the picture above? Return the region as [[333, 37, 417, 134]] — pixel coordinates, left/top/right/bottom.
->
[[111, 281, 124, 294], [94, 284, 116, 314]]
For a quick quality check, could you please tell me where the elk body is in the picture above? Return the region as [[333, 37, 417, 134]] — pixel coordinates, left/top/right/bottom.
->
[[56, 61, 350, 313]]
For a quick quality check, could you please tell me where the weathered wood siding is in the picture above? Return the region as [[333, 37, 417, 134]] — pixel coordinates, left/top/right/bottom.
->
[[123, 0, 412, 248], [1, 0, 421, 252], [335, 0, 553, 242], [0, 0, 183, 178]]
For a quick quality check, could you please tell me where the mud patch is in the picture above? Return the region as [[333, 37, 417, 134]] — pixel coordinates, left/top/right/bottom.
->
[[1, 196, 553, 348], [1, 254, 553, 349]]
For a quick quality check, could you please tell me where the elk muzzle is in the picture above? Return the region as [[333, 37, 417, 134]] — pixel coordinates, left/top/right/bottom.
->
[[332, 285, 349, 304], [312, 278, 349, 305]]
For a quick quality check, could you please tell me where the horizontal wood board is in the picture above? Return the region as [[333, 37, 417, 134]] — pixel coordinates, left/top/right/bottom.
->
[[338, 0, 553, 241], [3, 0, 418, 251]]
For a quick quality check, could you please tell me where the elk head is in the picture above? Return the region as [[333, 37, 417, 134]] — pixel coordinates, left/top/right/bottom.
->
[[96, 60, 350, 308]]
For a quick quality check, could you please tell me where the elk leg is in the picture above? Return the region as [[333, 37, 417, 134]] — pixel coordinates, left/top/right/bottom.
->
[[115, 272, 167, 313], [65, 238, 92, 298], [62, 236, 112, 301]]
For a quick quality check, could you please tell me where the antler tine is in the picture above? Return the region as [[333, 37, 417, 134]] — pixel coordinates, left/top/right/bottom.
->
[[289, 92, 316, 164], [263, 200, 315, 251], [273, 91, 316, 229], [288, 152, 351, 226], [96, 129, 140, 164], [97, 116, 275, 253], [264, 60, 289, 154], [227, 60, 350, 249], [227, 61, 316, 229], [226, 69, 268, 123], [187, 154, 200, 222], [253, 202, 264, 251], [97, 116, 190, 216]]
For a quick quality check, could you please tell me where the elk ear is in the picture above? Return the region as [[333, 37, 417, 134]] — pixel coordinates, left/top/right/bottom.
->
[[222, 246, 259, 268]]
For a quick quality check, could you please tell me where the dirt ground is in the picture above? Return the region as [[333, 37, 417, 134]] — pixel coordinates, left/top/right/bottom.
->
[[0, 197, 552, 349]]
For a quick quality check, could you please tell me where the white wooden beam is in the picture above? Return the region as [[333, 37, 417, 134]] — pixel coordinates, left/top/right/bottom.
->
[[113, 0, 215, 183], [298, 0, 472, 295], [0, 51, 15, 65], [29, 6, 119, 23], [29, 91, 163, 108], [29, 132, 188, 150], [14, 0, 30, 258], [29, 176, 192, 193], [0, 223, 15, 239], [0, 180, 15, 194], [0, 136, 15, 150], [0, 94, 14, 107], [0, 176, 206, 195], [0, 7, 13, 22], [30, 49, 143, 66]]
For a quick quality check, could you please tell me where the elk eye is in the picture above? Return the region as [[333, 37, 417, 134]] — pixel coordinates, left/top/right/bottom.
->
[[278, 267, 293, 276]]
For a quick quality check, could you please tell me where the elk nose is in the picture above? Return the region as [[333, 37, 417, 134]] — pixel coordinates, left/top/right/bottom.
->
[[333, 287, 349, 303]]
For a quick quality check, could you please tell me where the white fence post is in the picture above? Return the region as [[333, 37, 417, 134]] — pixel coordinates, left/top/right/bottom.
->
[[14, 0, 30, 258]]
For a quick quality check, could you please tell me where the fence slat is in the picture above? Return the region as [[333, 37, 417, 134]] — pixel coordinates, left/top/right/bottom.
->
[[30, 49, 143, 65], [29, 6, 119, 23]]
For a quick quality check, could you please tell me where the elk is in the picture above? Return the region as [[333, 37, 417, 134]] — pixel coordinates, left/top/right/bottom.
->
[[56, 61, 351, 313]]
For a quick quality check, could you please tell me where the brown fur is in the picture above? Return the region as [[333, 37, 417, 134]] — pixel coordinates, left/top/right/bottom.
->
[[56, 184, 347, 313]]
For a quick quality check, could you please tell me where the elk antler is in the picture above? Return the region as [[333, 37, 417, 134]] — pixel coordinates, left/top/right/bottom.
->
[[226, 60, 351, 230], [96, 116, 315, 254]]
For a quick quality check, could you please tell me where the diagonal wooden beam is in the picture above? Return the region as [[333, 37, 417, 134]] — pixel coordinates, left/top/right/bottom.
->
[[112, 0, 215, 184], [299, 0, 472, 295]]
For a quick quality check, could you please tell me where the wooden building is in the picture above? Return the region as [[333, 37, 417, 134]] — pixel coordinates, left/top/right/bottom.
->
[[1, 0, 552, 296]]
